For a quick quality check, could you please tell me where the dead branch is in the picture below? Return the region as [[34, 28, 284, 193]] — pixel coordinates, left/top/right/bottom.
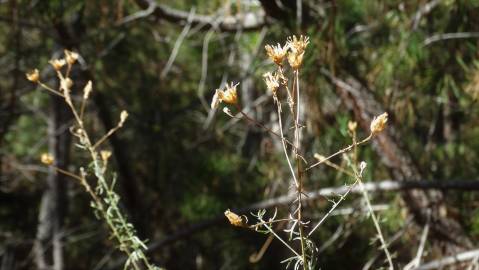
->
[[132, 0, 266, 31]]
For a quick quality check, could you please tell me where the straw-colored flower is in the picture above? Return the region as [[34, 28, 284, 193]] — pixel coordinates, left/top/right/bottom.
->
[[263, 72, 280, 94], [49, 59, 66, 71], [265, 43, 288, 66], [26, 69, 40, 83], [40, 153, 55, 166], [370, 112, 388, 134], [224, 209, 244, 227], [210, 82, 239, 109], [64, 50, 79, 65]]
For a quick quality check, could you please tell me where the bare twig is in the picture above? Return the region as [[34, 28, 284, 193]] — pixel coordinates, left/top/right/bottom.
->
[[160, 8, 196, 78]]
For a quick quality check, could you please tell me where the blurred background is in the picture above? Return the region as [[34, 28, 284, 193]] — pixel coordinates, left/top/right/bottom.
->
[[1, 0, 479, 269]]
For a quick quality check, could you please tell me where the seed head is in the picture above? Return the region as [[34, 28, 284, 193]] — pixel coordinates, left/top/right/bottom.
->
[[40, 153, 55, 166], [265, 43, 288, 66], [49, 59, 66, 71], [26, 69, 40, 83], [64, 50, 79, 65], [370, 112, 388, 134], [224, 209, 245, 227], [263, 72, 280, 94]]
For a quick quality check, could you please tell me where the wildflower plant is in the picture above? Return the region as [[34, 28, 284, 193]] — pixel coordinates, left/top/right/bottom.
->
[[28, 50, 161, 270], [215, 36, 391, 269]]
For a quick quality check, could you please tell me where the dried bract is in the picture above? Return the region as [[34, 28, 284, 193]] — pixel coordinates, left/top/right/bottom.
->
[[26, 69, 40, 83], [370, 112, 388, 134], [211, 90, 221, 109], [265, 43, 288, 66], [224, 209, 245, 227]]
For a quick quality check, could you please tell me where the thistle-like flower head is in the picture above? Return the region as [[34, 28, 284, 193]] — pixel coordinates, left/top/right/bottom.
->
[[210, 82, 239, 109], [265, 43, 288, 66]]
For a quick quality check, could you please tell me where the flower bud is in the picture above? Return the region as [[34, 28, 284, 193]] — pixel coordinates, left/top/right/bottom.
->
[[40, 153, 55, 166]]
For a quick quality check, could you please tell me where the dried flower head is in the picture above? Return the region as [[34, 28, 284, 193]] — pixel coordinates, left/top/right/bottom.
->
[[64, 50, 79, 65], [49, 59, 66, 71], [263, 72, 280, 95], [287, 35, 310, 54], [224, 209, 245, 227], [265, 43, 288, 66], [83, 81, 93, 100], [210, 82, 239, 109], [26, 69, 40, 83], [100, 150, 112, 162], [119, 110, 129, 127], [287, 50, 305, 70], [40, 153, 55, 166], [370, 112, 388, 134]]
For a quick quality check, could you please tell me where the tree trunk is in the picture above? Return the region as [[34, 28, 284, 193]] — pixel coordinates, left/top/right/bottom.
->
[[34, 93, 71, 270], [322, 69, 472, 251]]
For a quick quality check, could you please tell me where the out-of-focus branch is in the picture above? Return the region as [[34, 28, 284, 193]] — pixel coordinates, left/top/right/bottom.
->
[[413, 248, 479, 270], [249, 179, 479, 210], [132, 0, 266, 31], [107, 178, 478, 269], [424, 32, 479, 46], [111, 179, 479, 266]]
